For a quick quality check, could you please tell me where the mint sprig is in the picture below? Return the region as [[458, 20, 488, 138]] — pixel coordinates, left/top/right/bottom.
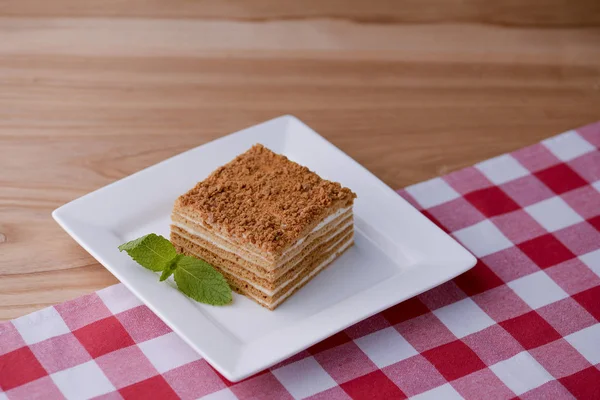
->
[[118, 234, 232, 306], [118, 234, 176, 272], [175, 256, 232, 305]]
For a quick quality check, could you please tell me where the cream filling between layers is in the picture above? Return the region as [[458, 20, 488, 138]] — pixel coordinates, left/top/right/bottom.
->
[[174, 219, 354, 282], [252, 238, 354, 308], [186, 231, 353, 299], [174, 206, 351, 266], [173, 210, 352, 272]]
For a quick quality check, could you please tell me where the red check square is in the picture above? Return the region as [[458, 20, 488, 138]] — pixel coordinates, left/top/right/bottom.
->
[[308, 331, 352, 355], [512, 143, 561, 172], [73, 316, 135, 358], [383, 355, 445, 397], [55, 293, 112, 331], [0, 347, 47, 391], [341, 370, 407, 400], [520, 381, 575, 400], [491, 209, 546, 244], [559, 367, 600, 400], [443, 167, 493, 195], [499, 311, 562, 350], [314, 342, 377, 384], [465, 187, 520, 218], [4, 376, 64, 400], [472, 285, 531, 323], [395, 313, 455, 352], [421, 210, 449, 233], [530, 339, 591, 379], [554, 221, 600, 256], [382, 297, 430, 325], [453, 260, 503, 296], [116, 305, 171, 343], [119, 375, 179, 400], [163, 360, 226, 400], [462, 325, 523, 365], [30, 333, 91, 373], [546, 259, 600, 295], [535, 164, 587, 195], [427, 198, 486, 232], [500, 175, 555, 208], [537, 298, 597, 336], [589, 215, 600, 231], [452, 368, 514, 400], [568, 150, 600, 184], [518, 234, 576, 269], [572, 286, 600, 321], [562, 182, 600, 219], [0, 322, 26, 356], [96, 345, 158, 389], [418, 281, 467, 310], [422, 340, 486, 381], [345, 314, 391, 339], [481, 247, 540, 282], [230, 372, 294, 400], [305, 387, 349, 400]]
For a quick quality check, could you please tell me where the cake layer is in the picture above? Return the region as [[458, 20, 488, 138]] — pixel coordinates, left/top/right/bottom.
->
[[171, 224, 353, 293], [172, 209, 353, 277], [175, 232, 354, 310], [172, 205, 351, 269], [230, 236, 354, 310]]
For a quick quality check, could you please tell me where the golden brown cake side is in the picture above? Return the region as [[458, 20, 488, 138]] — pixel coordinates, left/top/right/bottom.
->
[[174, 231, 354, 310]]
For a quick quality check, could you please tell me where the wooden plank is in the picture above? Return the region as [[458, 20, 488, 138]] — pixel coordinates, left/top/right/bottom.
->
[[1, 0, 599, 27]]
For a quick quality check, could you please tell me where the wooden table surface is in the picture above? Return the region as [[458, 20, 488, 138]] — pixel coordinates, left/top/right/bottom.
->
[[1, 1, 600, 320]]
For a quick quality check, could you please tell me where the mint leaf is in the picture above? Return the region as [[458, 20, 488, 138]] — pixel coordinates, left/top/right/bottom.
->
[[118, 234, 177, 272], [174, 255, 232, 306], [118, 234, 233, 306], [159, 256, 181, 281]]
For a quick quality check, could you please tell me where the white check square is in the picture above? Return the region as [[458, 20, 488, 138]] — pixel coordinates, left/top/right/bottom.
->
[[201, 388, 238, 400], [138, 332, 201, 373], [12, 307, 70, 345], [508, 271, 568, 309], [580, 249, 600, 278], [542, 130, 595, 161], [490, 352, 553, 395], [51, 360, 115, 400], [97, 284, 143, 314], [434, 298, 495, 338], [355, 327, 418, 368], [272, 357, 336, 399], [411, 383, 463, 400], [566, 324, 600, 365], [525, 197, 583, 232], [405, 177, 460, 208], [453, 220, 513, 257], [593, 180, 600, 193], [476, 154, 530, 185]]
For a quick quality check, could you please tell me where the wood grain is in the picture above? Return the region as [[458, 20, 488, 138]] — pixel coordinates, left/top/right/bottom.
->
[[1, 1, 600, 320]]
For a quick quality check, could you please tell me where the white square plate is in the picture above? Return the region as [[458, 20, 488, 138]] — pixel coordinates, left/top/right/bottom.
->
[[53, 115, 476, 381]]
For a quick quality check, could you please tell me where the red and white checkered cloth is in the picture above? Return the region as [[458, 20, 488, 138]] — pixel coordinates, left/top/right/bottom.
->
[[2, 122, 600, 400]]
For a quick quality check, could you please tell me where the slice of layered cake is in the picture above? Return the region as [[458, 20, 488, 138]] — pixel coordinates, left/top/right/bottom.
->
[[170, 144, 356, 309]]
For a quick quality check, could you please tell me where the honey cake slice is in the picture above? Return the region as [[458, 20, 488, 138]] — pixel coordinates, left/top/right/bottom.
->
[[171, 144, 356, 309]]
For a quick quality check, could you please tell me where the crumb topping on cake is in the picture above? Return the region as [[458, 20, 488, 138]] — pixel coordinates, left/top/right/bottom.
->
[[176, 144, 356, 252]]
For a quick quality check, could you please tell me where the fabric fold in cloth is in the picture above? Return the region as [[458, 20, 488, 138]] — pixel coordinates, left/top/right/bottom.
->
[[1, 121, 599, 400]]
